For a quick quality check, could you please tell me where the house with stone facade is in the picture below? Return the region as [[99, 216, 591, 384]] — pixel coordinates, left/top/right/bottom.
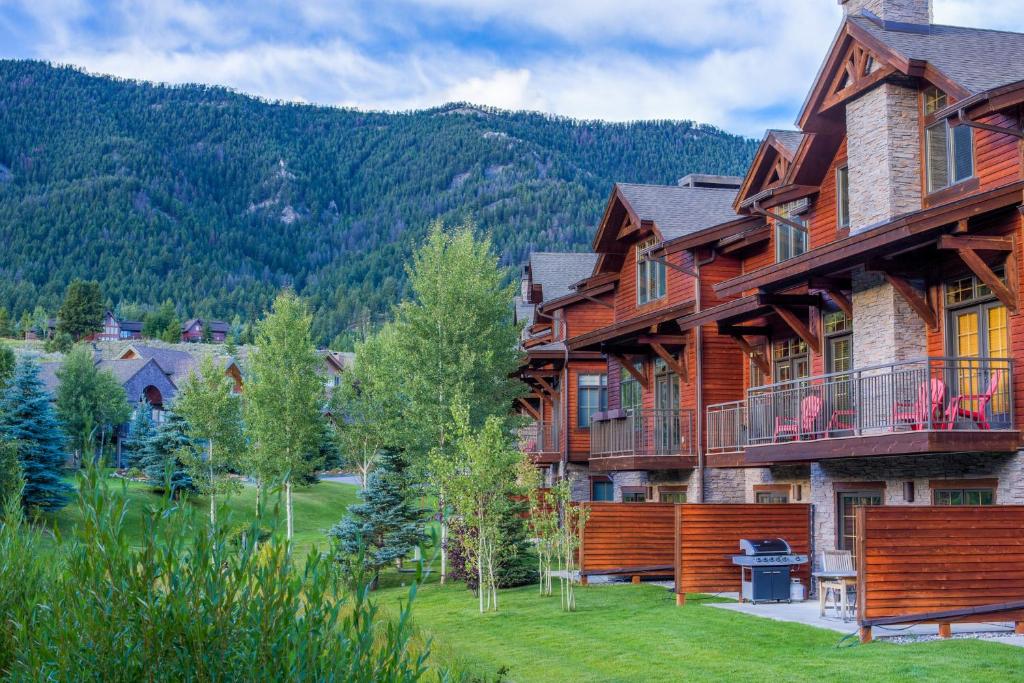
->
[[519, 0, 1024, 557]]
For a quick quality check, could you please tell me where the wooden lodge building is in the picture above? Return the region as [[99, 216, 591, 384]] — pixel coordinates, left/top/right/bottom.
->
[[517, 0, 1024, 555]]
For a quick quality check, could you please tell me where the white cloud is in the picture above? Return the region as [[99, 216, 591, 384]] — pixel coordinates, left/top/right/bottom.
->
[[4, 0, 1024, 137]]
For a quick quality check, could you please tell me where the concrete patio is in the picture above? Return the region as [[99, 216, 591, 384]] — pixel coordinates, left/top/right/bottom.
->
[[706, 595, 1024, 646]]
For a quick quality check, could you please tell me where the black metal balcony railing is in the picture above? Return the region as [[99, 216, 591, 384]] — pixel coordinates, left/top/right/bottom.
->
[[706, 356, 1015, 453], [590, 408, 696, 458], [519, 421, 558, 454]]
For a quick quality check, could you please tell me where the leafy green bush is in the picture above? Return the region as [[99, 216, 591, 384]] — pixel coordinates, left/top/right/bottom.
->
[[0, 467, 431, 681]]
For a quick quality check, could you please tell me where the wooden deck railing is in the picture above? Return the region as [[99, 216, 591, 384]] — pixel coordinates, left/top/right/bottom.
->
[[590, 409, 696, 458], [706, 356, 1015, 451]]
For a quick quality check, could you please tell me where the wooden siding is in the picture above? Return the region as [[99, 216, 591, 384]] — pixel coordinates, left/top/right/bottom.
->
[[856, 506, 1024, 626], [580, 502, 676, 575], [564, 295, 614, 339], [568, 360, 609, 458], [975, 112, 1023, 192], [674, 504, 811, 595], [613, 236, 695, 324]]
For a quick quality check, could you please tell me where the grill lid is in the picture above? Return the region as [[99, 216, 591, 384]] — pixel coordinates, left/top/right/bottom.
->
[[739, 538, 791, 555]]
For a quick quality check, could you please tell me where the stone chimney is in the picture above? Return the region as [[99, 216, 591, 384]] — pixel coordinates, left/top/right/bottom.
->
[[839, 0, 932, 25]]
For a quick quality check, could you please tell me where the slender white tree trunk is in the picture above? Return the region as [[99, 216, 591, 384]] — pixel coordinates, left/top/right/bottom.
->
[[478, 530, 485, 614], [208, 439, 216, 527], [286, 479, 294, 540], [439, 491, 447, 584]]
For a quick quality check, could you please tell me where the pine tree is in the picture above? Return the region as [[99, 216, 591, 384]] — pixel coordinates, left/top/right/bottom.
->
[[328, 449, 424, 585], [120, 401, 154, 470], [56, 280, 104, 341], [494, 497, 538, 588], [0, 438, 21, 508], [0, 359, 72, 512], [0, 308, 12, 338], [0, 343, 14, 393], [139, 409, 197, 497]]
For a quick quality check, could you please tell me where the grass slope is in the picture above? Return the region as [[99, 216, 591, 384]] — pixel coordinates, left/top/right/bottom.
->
[[378, 582, 1024, 682], [44, 476, 359, 559]]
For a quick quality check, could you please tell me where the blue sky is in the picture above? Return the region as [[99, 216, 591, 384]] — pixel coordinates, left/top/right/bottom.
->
[[1, 1, 1022, 137]]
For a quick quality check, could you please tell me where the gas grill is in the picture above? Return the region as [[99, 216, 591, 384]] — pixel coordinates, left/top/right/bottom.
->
[[731, 538, 809, 603]]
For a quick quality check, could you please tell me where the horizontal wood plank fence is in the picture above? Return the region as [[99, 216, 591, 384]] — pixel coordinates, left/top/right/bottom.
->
[[674, 504, 811, 601], [856, 505, 1024, 642], [580, 503, 676, 579]]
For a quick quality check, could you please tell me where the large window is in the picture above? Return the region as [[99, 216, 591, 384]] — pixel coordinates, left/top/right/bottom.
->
[[636, 237, 666, 305], [619, 360, 643, 414], [837, 489, 883, 552], [924, 87, 974, 193], [577, 373, 607, 428], [933, 487, 995, 505], [774, 201, 808, 263], [836, 165, 850, 230], [772, 339, 809, 384]]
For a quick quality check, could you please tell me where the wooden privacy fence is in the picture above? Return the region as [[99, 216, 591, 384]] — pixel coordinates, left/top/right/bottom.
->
[[674, 504, 811, 604], [579, 503, 676, 582], [856, 505, 1024, 642]]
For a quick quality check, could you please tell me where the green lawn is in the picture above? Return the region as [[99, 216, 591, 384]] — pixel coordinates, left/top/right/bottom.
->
[[376, 582, 1024, 683], [43, 475, 360, 559]]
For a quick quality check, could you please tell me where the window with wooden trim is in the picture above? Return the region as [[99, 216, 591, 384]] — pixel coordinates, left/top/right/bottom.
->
[[836, 165, 850, 230], [620, 360, 643, 414], [658, 488, 687, 503], [577, 373, 607, 428], [621, 486, 647, 503], [923, 87, 974, 193], [836, 489, 883, 551], [636, 237, 666, 305], [774, 201, 808, 263]]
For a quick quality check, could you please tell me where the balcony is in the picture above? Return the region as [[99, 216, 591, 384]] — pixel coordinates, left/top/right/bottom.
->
[[590, 408, 697, 471], [705, 357, 1019, 464], [519, 421, 560, 464]]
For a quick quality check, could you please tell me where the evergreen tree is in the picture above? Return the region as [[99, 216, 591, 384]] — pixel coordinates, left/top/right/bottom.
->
[[139, 409, 197, 497], [0, 343, 14, 393], [0, 438, 21, 508], [120, 401, 154, 470], [56, 280, 104, 341], [0, 308, 12, 338], [0, 358, 72, 512], [328, 449, 424, 585], [493, 497, 538, 589]]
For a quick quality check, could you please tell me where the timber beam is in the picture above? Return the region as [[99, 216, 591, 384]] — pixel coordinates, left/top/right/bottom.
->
[[771, 306, 820, 355], [580, 293, 615, 309], [757, 292, 822, 308], [644, 254, 697, 277], [750, 200, 808, 234], [728, 334, 770, 376], [717, 324, 771, 337], [825, 289, 853, 318], [953, 247, 1018, 313], [517, 397, 541, 421], [952, 109, 1024, 140], [649, 342, 689, 383], [882, 271, 939, 330], [937, 235, 1013, 252], [637, 334, 689, 346], [531, 374, 558, 398], [609, 353, 650, 391]]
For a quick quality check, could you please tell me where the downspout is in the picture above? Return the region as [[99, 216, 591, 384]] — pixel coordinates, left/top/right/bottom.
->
[[693, 247, 718, 504]]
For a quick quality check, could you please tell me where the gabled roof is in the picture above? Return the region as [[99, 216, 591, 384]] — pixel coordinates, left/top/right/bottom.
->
[[119, 344, 240, 385], [851, 16, 1024, 95], [527, 252, 600, 303], [768, 130, 806, 156], [95, 358, 161, 385], [615, 184, 740, 241], [733, 130, 810, 211]]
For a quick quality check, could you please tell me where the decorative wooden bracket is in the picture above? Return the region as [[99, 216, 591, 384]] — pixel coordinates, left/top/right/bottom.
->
[[825, 289, 853, 318], [532, 374, 558, 398], [650, 342, 689, 383], [952, 247, 1018, 313], [757, 292, 822, 308], [728, 333, 771, 376], [517, 397, 541, 421], [937, 235, 1013, 252], [880, 271, 939, 331], [579, 293, 615, 309], [637, 334, 690, 346], [952, 109, 1024, 140], [717, 324, 771, 337], [610, 353, 649, 391], [643, 254, 697, 277], [771, 306, 820, 355], [750, 200, 808, 234]]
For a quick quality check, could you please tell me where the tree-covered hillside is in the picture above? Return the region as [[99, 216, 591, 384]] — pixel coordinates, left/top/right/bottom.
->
[[0, 60, 757, 344]]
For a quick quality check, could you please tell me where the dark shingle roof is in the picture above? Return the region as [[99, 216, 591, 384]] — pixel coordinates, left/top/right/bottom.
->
[[616, 183, 740, 241], [769, 130, 806, 155], [852, 16, 1024, 93], [95, 359, 153, 384], [528, 252, 599, 302]]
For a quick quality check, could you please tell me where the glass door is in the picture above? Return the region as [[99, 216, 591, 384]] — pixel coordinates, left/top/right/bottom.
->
[[654, 360, 680, 455], [949, 300, 1009, 423], [825, 312, 854, 434], [837, 490, 882, 552]]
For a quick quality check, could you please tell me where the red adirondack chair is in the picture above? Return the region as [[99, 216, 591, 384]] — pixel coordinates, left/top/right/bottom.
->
[[774, 395, 823, 442], [949, 369, 1002, 430], [891, 378, 950, 431]]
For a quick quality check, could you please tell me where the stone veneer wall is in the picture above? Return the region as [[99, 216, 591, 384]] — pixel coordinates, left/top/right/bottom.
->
[[810, 452, 1024, 555], [743, 465, 812, 504], [566, 463, 591, 502], [851, 268, 927, 369], [610, 470, 650, 502], [846, 81, 921, 233], [841, 0, 932, 24]]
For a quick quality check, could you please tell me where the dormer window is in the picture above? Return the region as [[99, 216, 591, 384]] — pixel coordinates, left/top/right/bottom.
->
[[636, 237, 666, 305], [774, 201, 808, 263], [923, 86, 974, 193]]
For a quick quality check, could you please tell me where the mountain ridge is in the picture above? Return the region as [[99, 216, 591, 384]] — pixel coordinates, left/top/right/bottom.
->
[[0, 59, 757, 344]]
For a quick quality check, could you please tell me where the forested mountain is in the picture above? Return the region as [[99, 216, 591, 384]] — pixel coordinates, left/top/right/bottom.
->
[[0, 60, 757, 344]]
